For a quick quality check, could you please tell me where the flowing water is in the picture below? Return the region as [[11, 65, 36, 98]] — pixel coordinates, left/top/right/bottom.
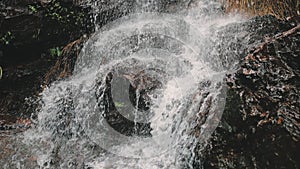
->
[[1, 0, 249, 168]]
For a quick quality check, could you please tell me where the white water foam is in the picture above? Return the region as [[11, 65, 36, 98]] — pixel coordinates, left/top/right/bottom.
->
[[3, 1, 248, 169]]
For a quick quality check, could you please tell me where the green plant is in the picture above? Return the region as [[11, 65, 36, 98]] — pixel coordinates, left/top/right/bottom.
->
[[49, 47, 62, 57], [0, 31, 14, 45], [44, 0, 85, 26], [28, 5, 38, 13], [115, 102, 126, 108], [26, 0, 85, 27]]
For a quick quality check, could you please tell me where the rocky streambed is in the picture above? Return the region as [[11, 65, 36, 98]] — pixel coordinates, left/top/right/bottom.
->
[[0, 0, 299, 168]]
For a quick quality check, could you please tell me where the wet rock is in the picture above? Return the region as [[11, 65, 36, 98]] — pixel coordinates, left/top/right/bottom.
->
[[0, 55, 55, 118], [0, 0, 94, 127], [203, 19, 300, 169], [0, 1, 299, 168], [203, 15, 296, 72], [0, 0, 91, 66], [236, 25, 300, 139], [43, 37, 85, 84]]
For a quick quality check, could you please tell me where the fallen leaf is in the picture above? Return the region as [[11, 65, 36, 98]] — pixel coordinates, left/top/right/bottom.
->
[[276, 117, 283, 125], [243, 68, 256, 75], [16, 118, 31, 127]]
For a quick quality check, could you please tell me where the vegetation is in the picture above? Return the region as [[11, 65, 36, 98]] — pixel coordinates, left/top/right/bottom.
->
[[0, 31, 14, 45], [115, 102, 126, 108], [28, 5, 38, 13], [27, 0, 84, 23], [43, 0, 85, 26], [49, 47, 62, 57], [221, 0, 299, 19]]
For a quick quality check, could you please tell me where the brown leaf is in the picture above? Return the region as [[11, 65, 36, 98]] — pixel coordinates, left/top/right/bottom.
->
[[276, 117, 283, 125], [16, 118, 31, 127], [260, 112, 267, 117], [245, 54, 256, 61], [243, 68, 256, 75]]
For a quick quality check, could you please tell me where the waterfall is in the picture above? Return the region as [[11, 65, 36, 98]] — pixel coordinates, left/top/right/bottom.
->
[[3, 0, 250, 168]]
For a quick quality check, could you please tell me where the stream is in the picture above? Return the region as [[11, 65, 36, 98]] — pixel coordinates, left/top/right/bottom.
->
[[1, 0, 250, 168]]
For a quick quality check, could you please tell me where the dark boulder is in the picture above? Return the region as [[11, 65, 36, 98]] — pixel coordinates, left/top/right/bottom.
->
[[203, 19, 300, 169], [0, 1, 299, 168], [0, 0, 92, 128], [0, 0, 91, 66]]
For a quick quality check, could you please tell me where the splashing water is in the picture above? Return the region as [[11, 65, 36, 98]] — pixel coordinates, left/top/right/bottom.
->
[[1, 0, 249, 169]]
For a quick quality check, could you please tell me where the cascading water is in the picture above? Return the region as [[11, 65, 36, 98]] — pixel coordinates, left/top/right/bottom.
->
[[1, 0, 250, 169]]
